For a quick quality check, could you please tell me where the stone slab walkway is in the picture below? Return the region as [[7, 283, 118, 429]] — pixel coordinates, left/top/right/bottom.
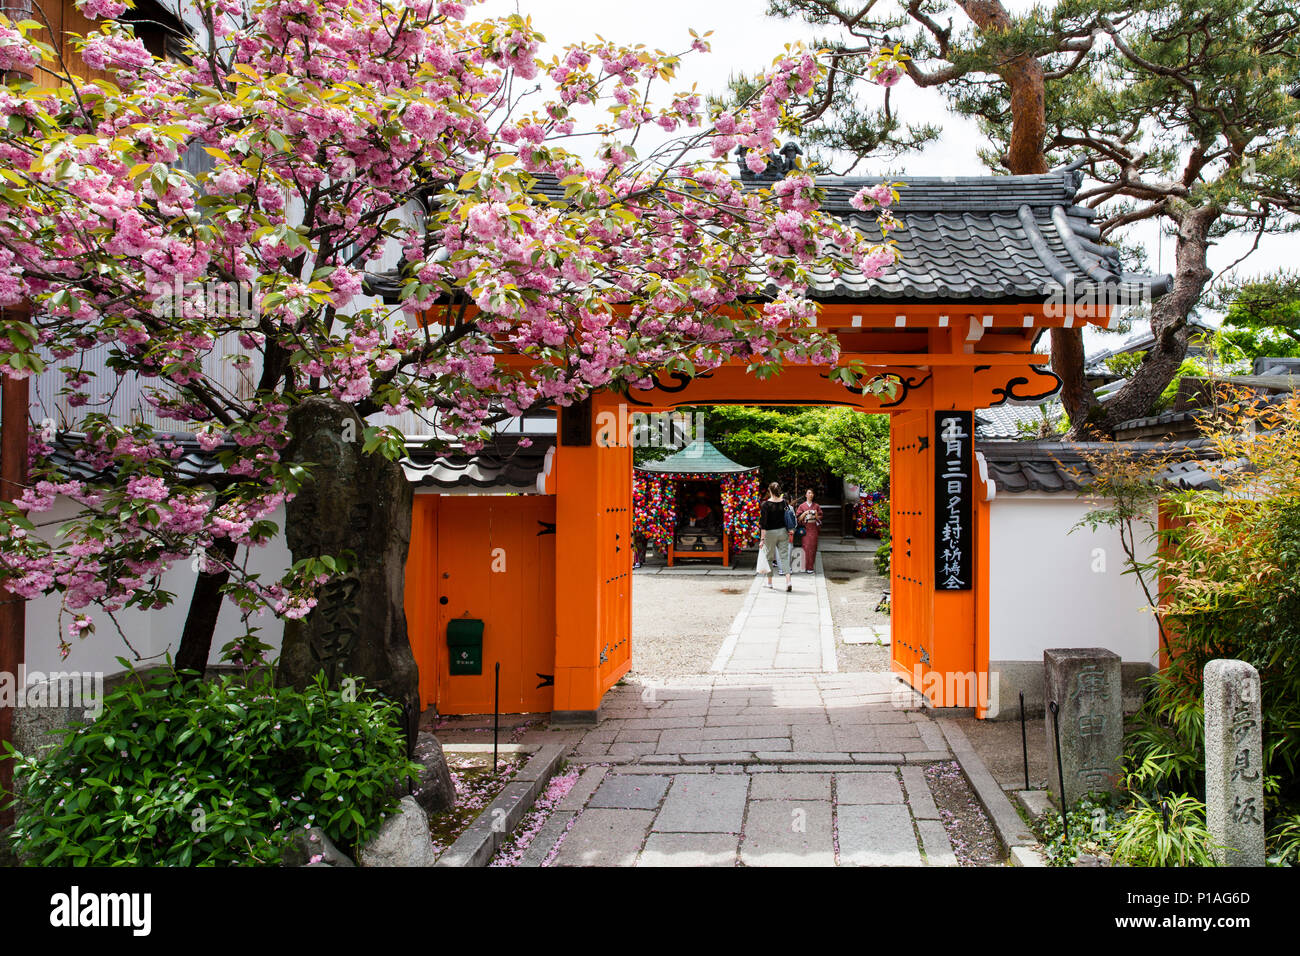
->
[[433, 555, 999, 866], [708, 554, 836, 673], [539, 667, 959, 864], [526, 557, 970, 866], [570, 672, 946, 764], [541, 760, 958, 867]]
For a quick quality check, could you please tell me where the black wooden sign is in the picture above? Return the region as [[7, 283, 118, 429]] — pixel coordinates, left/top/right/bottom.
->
[[560, 396, 592, 446], [934, 410, 972, 591]]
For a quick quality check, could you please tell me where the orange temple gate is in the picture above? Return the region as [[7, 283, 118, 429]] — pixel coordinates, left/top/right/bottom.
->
[[400, 171, 1159, 722]]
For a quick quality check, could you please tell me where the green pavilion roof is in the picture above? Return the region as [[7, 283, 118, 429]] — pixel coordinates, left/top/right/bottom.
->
[[635, 440, 757, 475]]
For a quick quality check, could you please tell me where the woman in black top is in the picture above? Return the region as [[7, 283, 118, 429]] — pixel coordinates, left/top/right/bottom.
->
[[760, 481, 793, 592]]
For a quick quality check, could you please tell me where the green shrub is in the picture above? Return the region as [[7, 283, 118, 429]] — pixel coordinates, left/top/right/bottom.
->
[[1077, 393, 1300, 804], [1036, 794, 1122, 866], [874, 534, 891, 577], [1036, 791, 1220, 867], [1123, 669, 1206, 798], [1268, 810, 1300, 866], [1109, 792, 1219, 867], [4, 667, 419, 866]]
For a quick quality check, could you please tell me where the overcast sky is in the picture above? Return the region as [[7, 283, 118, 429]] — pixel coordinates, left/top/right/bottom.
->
[[480, 0, 1291, 301]]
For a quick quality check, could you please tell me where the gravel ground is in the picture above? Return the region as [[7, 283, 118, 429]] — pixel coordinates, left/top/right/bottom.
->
[[822, 551, 892, 673], [630, 573, 751, 678], [952, 714, 1050, 792], [429, 752, 526, 859], [925, 760, 1005, 867]]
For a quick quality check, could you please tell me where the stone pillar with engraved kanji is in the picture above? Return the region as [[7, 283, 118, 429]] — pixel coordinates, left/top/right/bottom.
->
[[1205, 659, 1265, 866], [1044, 648, 1123, 807]]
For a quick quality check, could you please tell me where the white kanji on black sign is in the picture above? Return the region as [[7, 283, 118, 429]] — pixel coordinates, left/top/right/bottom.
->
[[934, 411, 972, 590]]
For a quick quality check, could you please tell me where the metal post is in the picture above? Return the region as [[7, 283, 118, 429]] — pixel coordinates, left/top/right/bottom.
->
[[493, 661, 500, 774], [1019, 691, 1029, 791], [1049, 700, 1069, 842]]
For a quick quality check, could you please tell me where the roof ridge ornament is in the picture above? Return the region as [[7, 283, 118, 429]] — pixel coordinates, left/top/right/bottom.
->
[[737, 141, 804, 181], [1053, 156, 1088, 193]]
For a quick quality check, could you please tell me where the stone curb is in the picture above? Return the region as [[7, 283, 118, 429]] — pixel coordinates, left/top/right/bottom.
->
[[441, 743, 540, 755], [813, 553, 838, 674], [936, 719, 1036, 857], [709, 574, 763, 672], [1009, 845, 1048, 867], [433, 743, 567, 867]]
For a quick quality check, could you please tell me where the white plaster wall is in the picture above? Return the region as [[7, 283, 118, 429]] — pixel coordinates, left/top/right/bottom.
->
[[20, 500, 290, 676], [988, 492, 1160, 666]]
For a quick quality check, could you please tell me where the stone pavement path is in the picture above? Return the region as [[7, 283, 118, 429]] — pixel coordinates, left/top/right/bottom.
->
[[544, 760, 957, 867], [531, 565, 963, 865], [537, 673, 957, 866], [436, 560, 993, 866], [708, 555, 836, 673]]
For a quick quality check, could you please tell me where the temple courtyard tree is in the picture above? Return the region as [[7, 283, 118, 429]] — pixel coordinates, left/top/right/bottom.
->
[[0, 0, 904, 733], [765, 0, 1300, 436], [1216, 270, 1300, 353]]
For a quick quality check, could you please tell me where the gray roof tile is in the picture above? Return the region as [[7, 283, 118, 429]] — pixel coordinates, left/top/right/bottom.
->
[[977, 438, 1219, 494], [976, 401, 1063, 440], [365, 170, 1172, 305], [636, 440, 758, 474], [43, 433, 556, 493]]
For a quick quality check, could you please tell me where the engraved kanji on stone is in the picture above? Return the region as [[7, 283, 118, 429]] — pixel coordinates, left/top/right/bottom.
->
[[1230, 749, 1260, 783], [1078, 713, 1106, 737], [1078, 767, 1112, 790], [1230, 703, 1258, 745], [1045, 649, 1123, 807], [1205, 660, 1266, 866], [1070, 664, 1111, 704], [1230, 796, 1262, 826]]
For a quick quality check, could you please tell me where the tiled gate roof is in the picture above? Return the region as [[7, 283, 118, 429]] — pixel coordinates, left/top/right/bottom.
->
[[365, 170, 1170, 305]]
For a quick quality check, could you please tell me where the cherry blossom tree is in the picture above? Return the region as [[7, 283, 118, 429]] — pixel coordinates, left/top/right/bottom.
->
[[0, 0, 902, 685]]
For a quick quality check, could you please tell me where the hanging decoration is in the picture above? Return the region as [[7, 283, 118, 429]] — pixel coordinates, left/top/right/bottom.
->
[[633, 440, 761, 557], [855, 491, 888, 537], [632, 470, 761, 555], [719, 471, 762, 552]]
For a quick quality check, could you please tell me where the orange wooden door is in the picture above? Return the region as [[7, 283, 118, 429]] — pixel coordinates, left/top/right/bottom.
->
[[598, 447, 632, 691], [413, 496, 556, 715], [889, 410, 934, 687], [407, 494, 440, 706]]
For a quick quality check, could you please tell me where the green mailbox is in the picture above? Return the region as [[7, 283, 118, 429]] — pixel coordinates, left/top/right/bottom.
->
[[447, 618, 484, 675]]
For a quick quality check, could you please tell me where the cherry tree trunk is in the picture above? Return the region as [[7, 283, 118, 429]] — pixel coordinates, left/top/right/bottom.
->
[[172, 537, 240, 679], [276, 396, 419, 753]]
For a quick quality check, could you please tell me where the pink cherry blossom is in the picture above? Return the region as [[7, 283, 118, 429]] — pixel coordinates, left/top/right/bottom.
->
[[0, 0, 902, 640]]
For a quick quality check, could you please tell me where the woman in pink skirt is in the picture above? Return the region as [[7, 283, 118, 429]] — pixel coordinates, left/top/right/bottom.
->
[[795, 488, 823, 573]]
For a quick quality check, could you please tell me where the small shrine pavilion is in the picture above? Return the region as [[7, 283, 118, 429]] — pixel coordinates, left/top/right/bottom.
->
[[634, 440, 761, 567]]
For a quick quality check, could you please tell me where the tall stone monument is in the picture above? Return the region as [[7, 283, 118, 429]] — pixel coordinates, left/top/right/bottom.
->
[[276, 396, 419, 752], [1043, 648, 1123, 807], [1204, 659, 1265, 866]]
